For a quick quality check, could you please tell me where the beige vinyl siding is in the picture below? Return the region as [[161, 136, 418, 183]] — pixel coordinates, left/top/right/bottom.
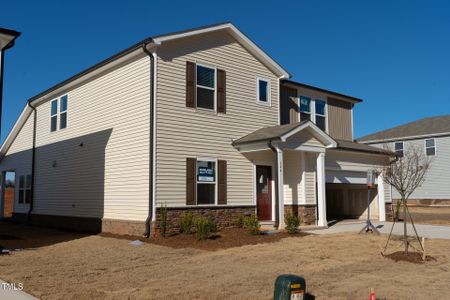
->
[[304, 152, 316, 204], [283, 151, 302, 205], [288, 131, 323, 148], [0, 114, 34, 214], [30, 54, 151, 221], [156, 31, 279, 207], [327, 98, 352, 141], [385, 183, 392, 203], [325, 150, 388, 172]]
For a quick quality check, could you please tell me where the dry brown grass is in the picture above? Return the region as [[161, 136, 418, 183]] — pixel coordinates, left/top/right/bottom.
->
[[1, 222, 450, 299]]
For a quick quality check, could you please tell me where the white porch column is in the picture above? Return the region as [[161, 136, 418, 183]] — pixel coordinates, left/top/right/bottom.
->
[[316, 152, 327, 227], [377, 173, 386, 221], [276, 146, 285, 229]]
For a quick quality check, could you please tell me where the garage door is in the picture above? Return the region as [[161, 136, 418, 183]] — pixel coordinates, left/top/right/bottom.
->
[[326, 183, 378, 219]]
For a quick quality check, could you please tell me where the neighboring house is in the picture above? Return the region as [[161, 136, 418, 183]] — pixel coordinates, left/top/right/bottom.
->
[[0, 22, 393, 236], [358, 115, 450, 205]]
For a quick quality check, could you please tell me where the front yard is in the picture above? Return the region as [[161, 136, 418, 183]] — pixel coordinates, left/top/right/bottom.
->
[[1, 221, 450, 299]]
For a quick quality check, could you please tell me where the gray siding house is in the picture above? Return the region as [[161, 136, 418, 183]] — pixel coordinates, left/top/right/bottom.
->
[[359, 115, 450, 205], [0, 23, 393, 236]]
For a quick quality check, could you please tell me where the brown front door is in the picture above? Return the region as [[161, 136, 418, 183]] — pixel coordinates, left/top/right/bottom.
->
[[256, 165, 272, 221]]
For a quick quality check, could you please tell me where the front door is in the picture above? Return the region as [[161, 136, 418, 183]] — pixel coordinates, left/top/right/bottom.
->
[[256, 165, 272, 221]]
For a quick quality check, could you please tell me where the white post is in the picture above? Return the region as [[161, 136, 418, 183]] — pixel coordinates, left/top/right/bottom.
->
[[316, 152, 327, 227], [276, 146, 285, 229], [378, 173, 386, 221]]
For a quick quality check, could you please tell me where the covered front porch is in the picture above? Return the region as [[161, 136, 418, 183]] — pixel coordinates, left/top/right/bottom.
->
[[233, 121, 335, 228], [232, 121, 392, 229]]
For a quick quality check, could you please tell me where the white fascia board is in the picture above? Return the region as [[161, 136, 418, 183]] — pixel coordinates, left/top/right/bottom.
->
[[0, 104, 33, 160], [280, 121, 337, 148], [152, 23, 290, 79], [234, 142, 271, 153]]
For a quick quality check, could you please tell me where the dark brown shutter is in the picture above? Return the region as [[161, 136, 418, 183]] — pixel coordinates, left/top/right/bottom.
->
[[186, 61, 196, 108], [217, 69, 226, 113], [218, 160, 227, 204], [186, 158, 196, 205]]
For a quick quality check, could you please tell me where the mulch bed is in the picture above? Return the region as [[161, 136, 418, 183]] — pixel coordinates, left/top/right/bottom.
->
[[101, 228, 308, 251], [384, 251, 436, 264]]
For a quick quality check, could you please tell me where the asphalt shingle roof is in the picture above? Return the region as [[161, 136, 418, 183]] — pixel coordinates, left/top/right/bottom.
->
[[358, 115, 450, 142]]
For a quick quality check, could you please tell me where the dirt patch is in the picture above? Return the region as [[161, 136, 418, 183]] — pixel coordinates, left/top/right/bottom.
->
[[1, 222, 450, 299], [101, 228, 308, 251], [149, 228, 308, 251], [403, 206, 450, 226], [384, 251, 435, 264]]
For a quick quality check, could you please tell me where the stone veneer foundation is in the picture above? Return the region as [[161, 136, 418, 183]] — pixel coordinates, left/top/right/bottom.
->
[[284, 205, 317, 225], [154, 206, 256, 236]]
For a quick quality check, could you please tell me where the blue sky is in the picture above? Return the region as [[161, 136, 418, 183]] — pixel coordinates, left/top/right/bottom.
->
[[1, 0, 450, 142]]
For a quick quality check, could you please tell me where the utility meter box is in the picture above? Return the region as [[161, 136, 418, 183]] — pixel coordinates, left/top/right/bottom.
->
[[273, 274, 306, 300]]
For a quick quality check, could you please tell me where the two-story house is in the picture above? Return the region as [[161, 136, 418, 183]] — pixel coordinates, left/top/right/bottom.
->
[[359, 115, 450, 206], [0, 22, 393, 236]]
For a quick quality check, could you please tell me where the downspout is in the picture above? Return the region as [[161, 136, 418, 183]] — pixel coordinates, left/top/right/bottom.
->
[[0, 50, 5, 140], [27, 101, 37, 223], [142, 42, 156, 238], [268, 141, 279, 228]]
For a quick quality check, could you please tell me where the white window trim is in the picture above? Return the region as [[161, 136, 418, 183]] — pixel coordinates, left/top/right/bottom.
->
[[298, 96, 328, 133], [256, 77, 271, 106], [50, 95, 68, 132], [17, 174, 31, 206], [195, 156, 218, 206], [394, 141, 404, 156], [424, 138, 437, 156], [195, 63, 217, 112]]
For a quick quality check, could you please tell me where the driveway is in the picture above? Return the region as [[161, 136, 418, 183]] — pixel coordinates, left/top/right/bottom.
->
[[307, 220, 450, 240]]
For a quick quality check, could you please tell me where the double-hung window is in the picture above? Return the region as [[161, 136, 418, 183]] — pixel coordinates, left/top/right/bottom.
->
[[300, 96, 312, 121], [395, 142, 404, 157], [299, 96, 327, 131], [18, 175, 31, 204], [315, 100, 327, 131], [50, 95, 68, 132], [257, 78, 270, 105], [196, 159, 216, 205], [196, 65, 216, 110], [425, 139, 436, 156]]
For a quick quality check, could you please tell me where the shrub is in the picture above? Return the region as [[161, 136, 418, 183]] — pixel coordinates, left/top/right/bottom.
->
[[179, 212, 194, 234], [194, 217, 216, 240], [243, 215, 260, 235], [236, 215, 245, 228], [285, 213, 301, 234], [160, 203, 168, 237]]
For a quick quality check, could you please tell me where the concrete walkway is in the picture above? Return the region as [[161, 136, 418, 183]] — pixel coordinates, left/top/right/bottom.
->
[[0, 280, 37, 299], [306, 220, 450, 240]]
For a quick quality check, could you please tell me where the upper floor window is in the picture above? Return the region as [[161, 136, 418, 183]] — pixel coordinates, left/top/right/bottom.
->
[[299, 96, 327, 131], [395, 142, 404, 157], [425, 139, 436, 156], [196, 65, 216, 110], [300, 96, 311, 121], [257, 78, 270, 105], [315, 100, 327, 131], [50, 95, 68, 132]]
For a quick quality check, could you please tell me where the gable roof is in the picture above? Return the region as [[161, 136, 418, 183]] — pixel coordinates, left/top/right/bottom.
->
[[232, 121, 337, 148], [358, 115, 450, 143], [0, 22, 290, 160]]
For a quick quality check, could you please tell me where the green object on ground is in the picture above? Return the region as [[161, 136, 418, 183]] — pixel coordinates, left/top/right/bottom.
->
[[273, 274, 306, 300]]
